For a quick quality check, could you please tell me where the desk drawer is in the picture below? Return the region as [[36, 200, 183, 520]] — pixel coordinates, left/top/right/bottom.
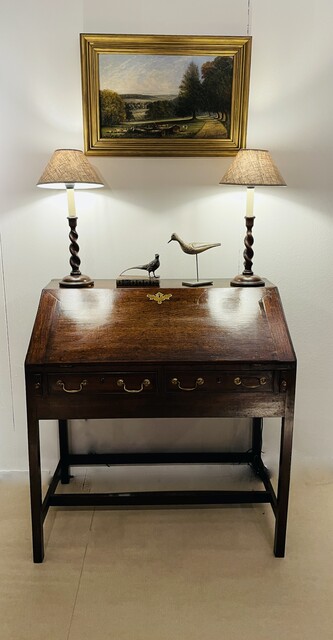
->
[[47, 372, 157, 395], [165, 371, 274, 393]]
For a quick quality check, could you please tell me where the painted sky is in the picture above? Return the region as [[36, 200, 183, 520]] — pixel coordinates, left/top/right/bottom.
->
[[99, 54, 217, 95]]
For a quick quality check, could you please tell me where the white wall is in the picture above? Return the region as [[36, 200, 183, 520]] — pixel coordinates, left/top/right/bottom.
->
[[0, 0, 332, 471]]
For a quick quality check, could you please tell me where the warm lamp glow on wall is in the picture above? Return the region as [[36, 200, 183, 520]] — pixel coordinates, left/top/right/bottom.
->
[[37, 149, 104, 287], [220, 149, 286, 287]]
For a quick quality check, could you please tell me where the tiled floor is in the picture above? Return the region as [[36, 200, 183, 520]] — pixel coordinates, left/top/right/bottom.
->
[[0, 458, 332, 639]]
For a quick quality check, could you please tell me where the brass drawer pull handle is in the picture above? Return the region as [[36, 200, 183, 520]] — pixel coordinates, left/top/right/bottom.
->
[[171, 377, 204, 391], [234, 376, 267, 388], [117, 378, 151, 393], [57, 379, 87, 393]]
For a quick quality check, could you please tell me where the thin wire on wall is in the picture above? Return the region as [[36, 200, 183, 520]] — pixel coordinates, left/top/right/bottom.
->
[[247, 0, 252, 35], [0, 232, 16, 433]]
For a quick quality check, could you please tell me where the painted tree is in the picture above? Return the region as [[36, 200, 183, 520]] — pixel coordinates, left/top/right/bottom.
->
[[177, 62, 203, 119], [201, 56, 233, 121], [145, 100, 176, 121], [99, 89, 126, 126], [125, 103, 134, 121]]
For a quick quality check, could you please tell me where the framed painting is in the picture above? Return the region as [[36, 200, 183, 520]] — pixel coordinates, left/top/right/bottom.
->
[[80, 34, 252, 157]]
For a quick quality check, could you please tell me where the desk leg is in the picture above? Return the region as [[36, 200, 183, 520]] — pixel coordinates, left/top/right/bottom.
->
[[27, 409, 44, 563], [251, 417, 263, 473], [58, 419, 71, 484], [274, 410, 294, 557]]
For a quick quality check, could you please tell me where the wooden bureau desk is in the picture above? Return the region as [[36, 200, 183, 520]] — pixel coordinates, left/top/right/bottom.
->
[[25, 279, 296, 562]]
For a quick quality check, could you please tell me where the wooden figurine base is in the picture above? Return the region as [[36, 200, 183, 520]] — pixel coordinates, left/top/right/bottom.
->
[[116, 276, 160, 288], [182, 280, 213, 287]]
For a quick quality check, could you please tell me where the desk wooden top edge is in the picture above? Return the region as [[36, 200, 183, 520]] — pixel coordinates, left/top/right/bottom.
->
[[45, 278, 276, 290]]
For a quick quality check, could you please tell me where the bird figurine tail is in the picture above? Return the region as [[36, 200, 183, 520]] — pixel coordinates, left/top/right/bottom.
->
[[119, 254, 160, 278]]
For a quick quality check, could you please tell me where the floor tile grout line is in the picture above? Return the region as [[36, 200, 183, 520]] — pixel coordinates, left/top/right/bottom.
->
[[65, 504, 94, 640], [66, 541, 89, 640], [90, 507, 96, 530]]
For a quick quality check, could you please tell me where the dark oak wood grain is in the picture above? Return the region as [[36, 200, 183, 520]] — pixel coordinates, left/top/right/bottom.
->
[[26, 280, 295, 366], [25, 279, 296, 562]]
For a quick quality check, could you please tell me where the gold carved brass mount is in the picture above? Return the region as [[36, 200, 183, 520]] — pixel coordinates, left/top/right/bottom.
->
[[147, 292, 172, 305]]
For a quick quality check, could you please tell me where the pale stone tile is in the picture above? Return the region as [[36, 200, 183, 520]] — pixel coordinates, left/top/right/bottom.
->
[[0, 546, 84, 640], [1, 465, 333, 640]]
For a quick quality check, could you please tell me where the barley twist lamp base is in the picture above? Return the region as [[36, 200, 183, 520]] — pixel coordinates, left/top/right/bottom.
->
[[59, 217, 94, 288], [230, 215, 265, 288]]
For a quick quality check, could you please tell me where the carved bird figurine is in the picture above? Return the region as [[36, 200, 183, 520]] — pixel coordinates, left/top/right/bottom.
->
[[168, 232, 221, 255], [119, 254, 160, 278]]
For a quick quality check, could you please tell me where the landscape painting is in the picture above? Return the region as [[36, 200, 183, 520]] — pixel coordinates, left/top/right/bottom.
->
[[80, 34, 252, 156], [99, 53, 233, 141]]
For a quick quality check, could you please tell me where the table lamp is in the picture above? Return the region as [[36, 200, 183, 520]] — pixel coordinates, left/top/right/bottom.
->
[[37, 149, 104, 287], [220, 149, 286, 287]]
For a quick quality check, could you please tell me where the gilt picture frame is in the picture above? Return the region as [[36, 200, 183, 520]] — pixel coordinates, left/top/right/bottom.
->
[[80, 34, 252, 157]]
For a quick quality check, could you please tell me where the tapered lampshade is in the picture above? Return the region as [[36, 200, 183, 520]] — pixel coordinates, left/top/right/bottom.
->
[[37, 149, 103, 189], [220, 149, 286, 187]]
